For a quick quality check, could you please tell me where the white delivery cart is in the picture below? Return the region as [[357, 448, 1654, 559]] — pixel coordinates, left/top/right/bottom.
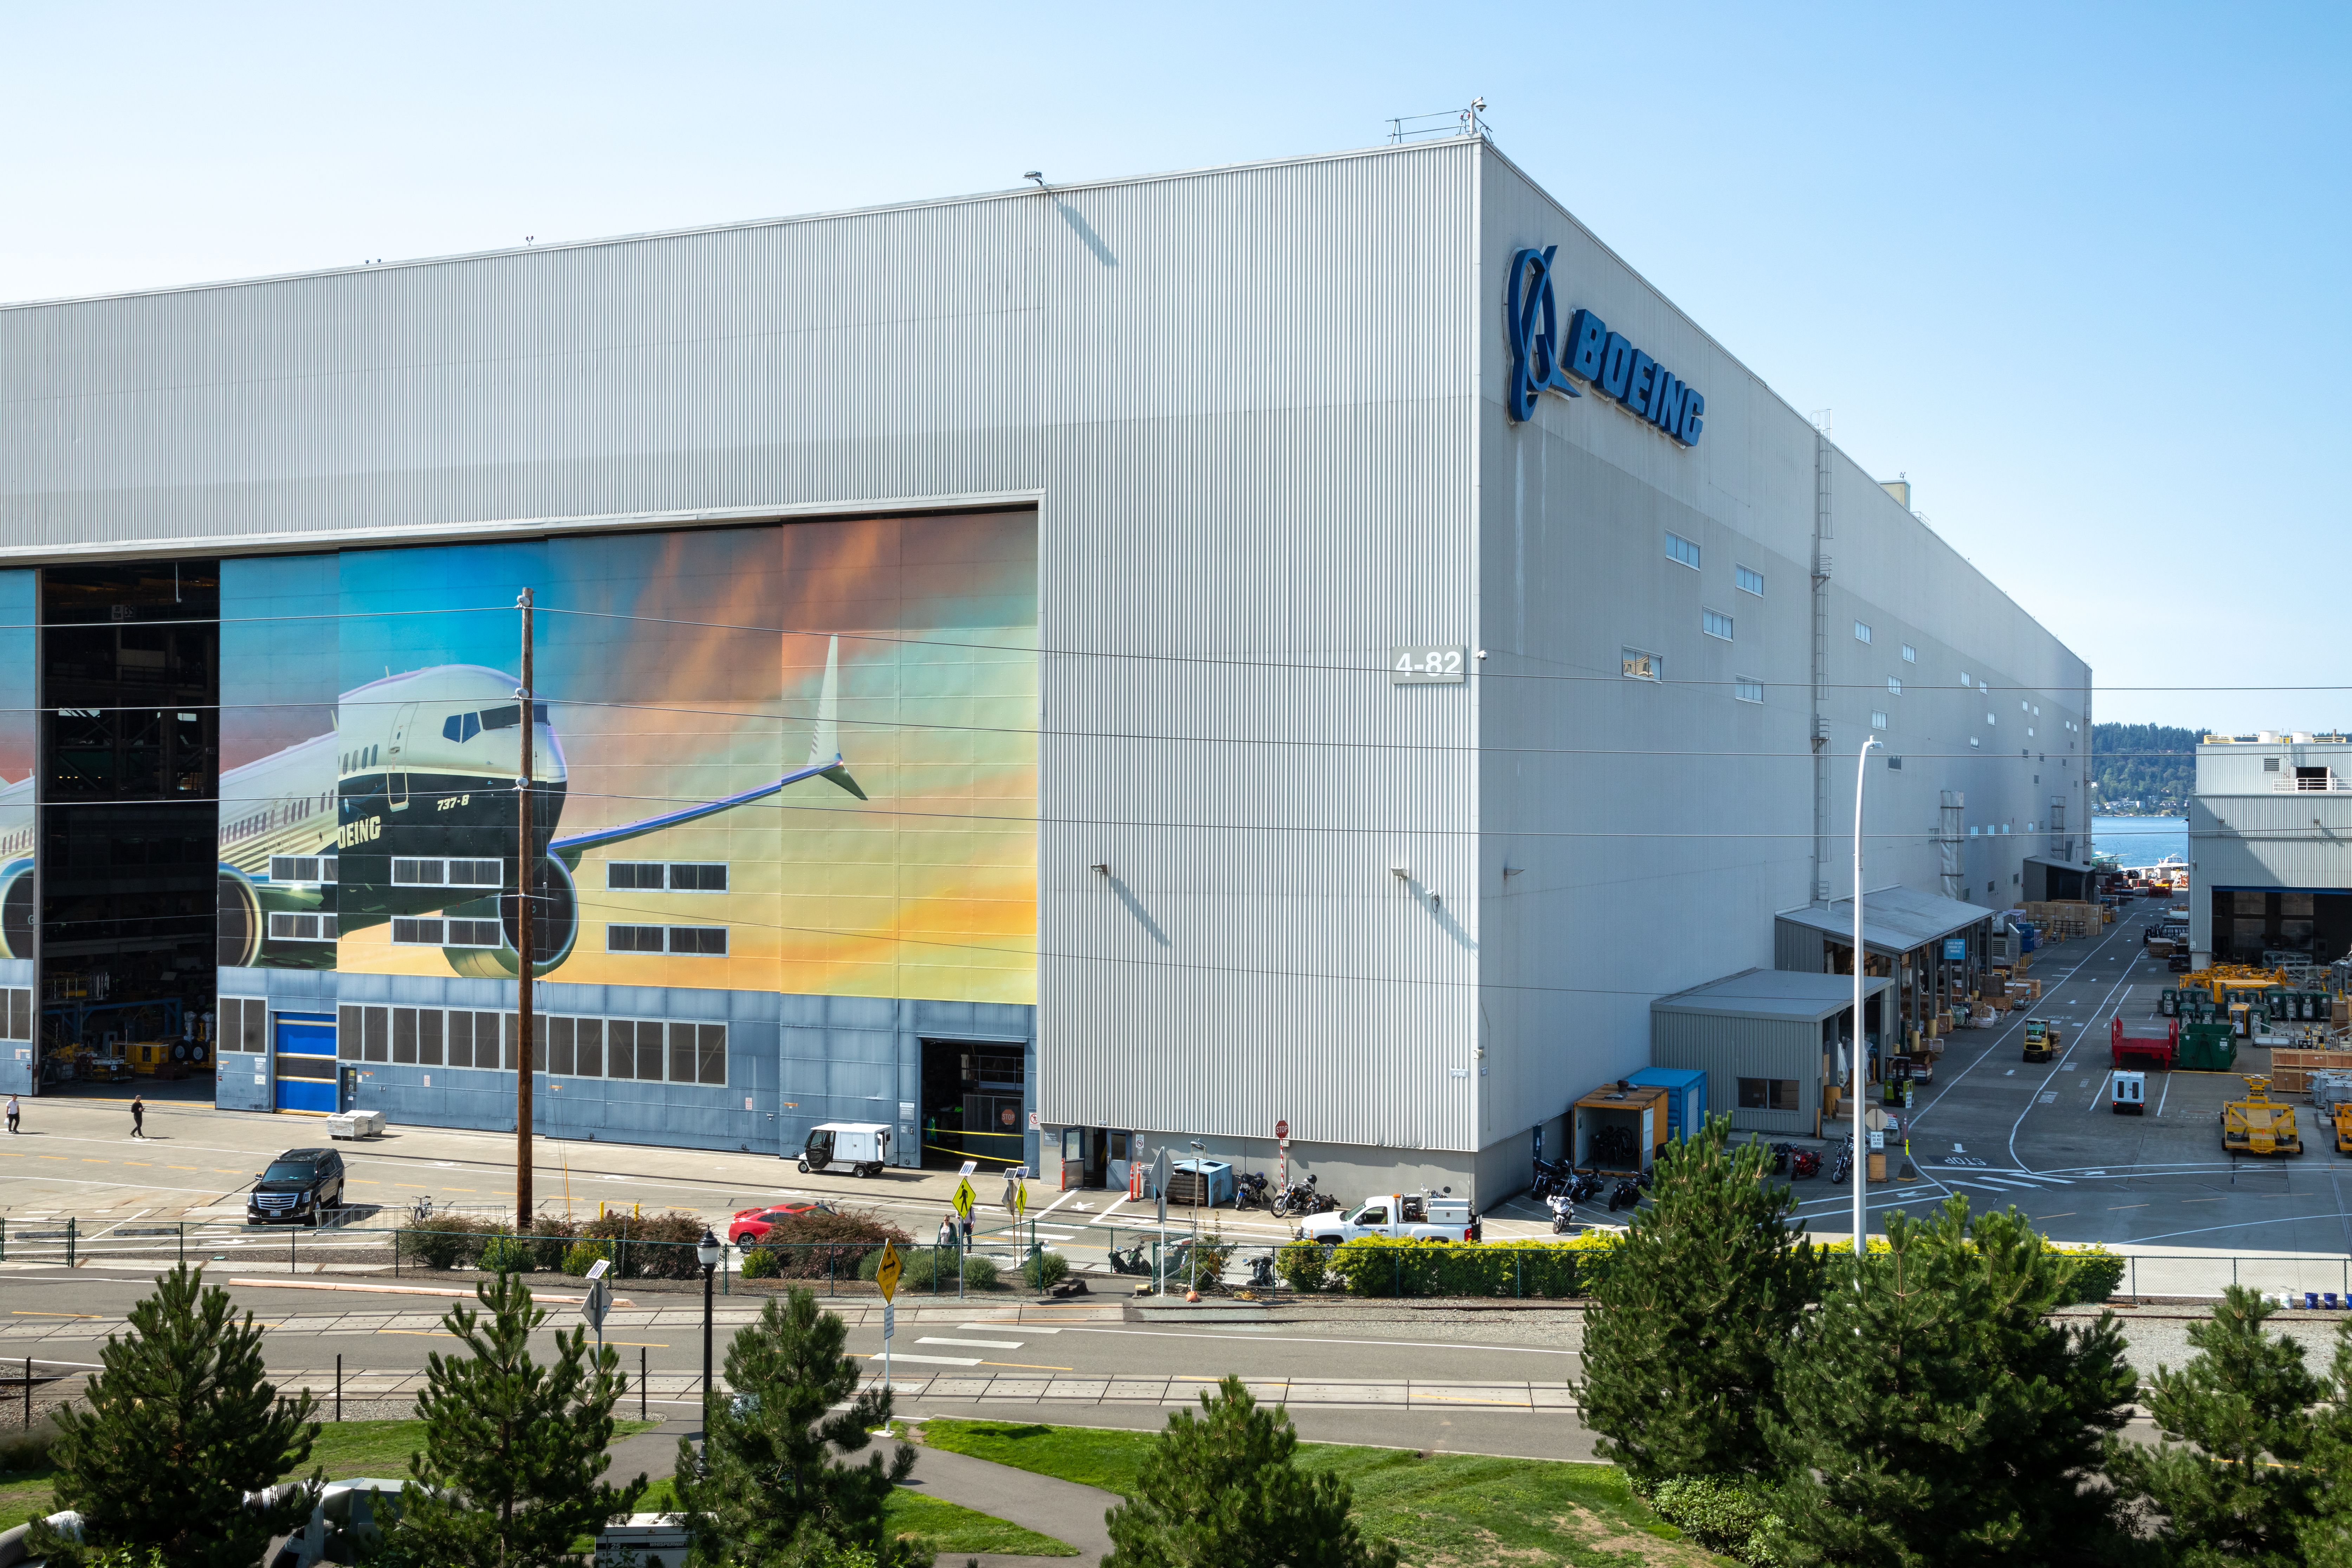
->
[[798, 1121, 891, 1177]]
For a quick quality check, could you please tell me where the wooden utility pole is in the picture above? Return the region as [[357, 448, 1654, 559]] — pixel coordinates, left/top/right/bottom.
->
[[516, 588, 535, 1226]]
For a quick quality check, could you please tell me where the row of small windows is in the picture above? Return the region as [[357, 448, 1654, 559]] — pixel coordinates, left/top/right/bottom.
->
[[1664, 533, 1767, 600], [392, 916, 502, 948], [609, 924, 728, 956], [269, 856, 340, 884], [1735, 678, 1764, 704], [608, 861, 727, 892], [392, 858, 502, 888], [1701, 609, 1735, 641], [270, 912, 341, 943], [333, 1004, 728, 1085], [1737, 565, 1764, 597]]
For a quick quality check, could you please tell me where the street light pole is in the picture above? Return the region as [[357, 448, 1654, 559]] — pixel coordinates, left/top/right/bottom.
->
[[1852, 736, 1880, 1262], [515, 588, 536, 1226], [696, 1227, 720, 1453]]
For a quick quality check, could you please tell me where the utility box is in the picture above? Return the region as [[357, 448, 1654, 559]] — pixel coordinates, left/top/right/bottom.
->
[[1626, 1067, 1708, 1142], [1572, 1081, 1669, 1172]]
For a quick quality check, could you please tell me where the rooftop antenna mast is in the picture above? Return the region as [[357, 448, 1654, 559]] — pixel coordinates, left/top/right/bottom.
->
[[1387, 98, 1489, 144]]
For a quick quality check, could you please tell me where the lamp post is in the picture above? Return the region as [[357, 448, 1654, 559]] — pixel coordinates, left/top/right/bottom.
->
[[1852, 737, 1880, 1262], [1187, 1139, 1205, 1297], [696, 1227, 721, 1449]]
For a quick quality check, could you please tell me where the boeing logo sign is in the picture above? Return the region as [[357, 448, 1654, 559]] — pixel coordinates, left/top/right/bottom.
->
[[1504, 246, 1704, 447]]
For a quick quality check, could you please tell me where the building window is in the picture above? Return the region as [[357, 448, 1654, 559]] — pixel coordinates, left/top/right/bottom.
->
[[609, 862, 728, 892], [1853, 621, 1872, 643], [1886, 755, 1903, 770], [1737, 1077, 1801, 1112], [267, 912, 339, 942], [268, 856, 337, 884], [1735, 676, 1764, 704], [1987, 713, 1996, 725], [1622, 648, 1662, 682], [1736, 565, 1764, 596], [1959, 672, 1971, 686], [392, 916, 500, 947], [1702, 609, 1734, 641], [391, 858, 501, 888], [1901, 643, 1916, 663], [1666, 532, 1701, 569], [2264, 757, 2281, 772], [1887, 676, 1902, 695], [1871, 712, 1888, 730], [608, 924, 728, 956], [1970, 737, 1980, 749]]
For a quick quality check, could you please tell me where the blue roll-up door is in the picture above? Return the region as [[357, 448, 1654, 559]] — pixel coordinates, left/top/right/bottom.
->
[[273, 1014, 339, 1114]]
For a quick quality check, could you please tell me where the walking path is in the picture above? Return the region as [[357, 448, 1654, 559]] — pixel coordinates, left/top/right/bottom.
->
[[903, 1444, 1115, 1566]]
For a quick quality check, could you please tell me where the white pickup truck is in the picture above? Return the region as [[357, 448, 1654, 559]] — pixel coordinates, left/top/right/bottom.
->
[[1295, 1192, 1482, 1246]]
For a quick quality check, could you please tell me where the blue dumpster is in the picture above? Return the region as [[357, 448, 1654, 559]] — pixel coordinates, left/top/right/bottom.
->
[[1627, 1067, 1708, 1143]]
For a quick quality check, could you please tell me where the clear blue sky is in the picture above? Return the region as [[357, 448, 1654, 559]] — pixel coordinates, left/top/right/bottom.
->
[[6, 3, 2343, 734]]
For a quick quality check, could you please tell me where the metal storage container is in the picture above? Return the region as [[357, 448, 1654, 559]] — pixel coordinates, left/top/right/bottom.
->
[[1627, 1067, 1709, 1143]]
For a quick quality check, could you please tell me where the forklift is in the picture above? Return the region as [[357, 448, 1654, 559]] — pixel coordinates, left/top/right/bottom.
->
[[2023, 1018, 2060, 1064]]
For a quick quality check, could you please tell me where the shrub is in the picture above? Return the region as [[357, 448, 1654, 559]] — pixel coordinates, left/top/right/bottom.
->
[[2056, 1243, 2127, 1304], [576, 1210, 712, 1279], [396, 1216, 498, 1270], [1322, 1235, 1613, 1299], [478, 1232, 534, 1275], [747, 1210, 910, 1281], [522, 1217, 578, 1271], [739, 1245, 782, 1280], [1022, 1250, 1070, 1291], [858, 1244, 996, 1292], [1275, 1240, 1329, 1294], [1650, 1474, 1785, 1563], [561, 1239, 614, 1277]]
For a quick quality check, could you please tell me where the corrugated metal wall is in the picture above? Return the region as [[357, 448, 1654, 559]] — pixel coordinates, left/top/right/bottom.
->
[[0, 140, 1488, 1159], [1651, 1010, 1821, 1135]]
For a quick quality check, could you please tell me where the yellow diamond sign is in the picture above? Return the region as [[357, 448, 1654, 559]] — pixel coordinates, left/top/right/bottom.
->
[[874, 1240, 902, 1303], [1012, 1178, 1029, 1222], [950, 1177, 976, 1222]]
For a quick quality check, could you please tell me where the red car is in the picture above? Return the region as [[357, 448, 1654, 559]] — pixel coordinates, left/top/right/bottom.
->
[[727, 1200, 834, 1246]]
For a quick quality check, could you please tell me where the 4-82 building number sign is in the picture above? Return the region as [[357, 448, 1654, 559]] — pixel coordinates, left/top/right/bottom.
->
[[1392, 646, 1467, 685]]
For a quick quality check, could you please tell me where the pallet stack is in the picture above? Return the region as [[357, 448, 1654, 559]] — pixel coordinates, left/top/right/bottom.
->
[[2022, 900, 2099, 941]]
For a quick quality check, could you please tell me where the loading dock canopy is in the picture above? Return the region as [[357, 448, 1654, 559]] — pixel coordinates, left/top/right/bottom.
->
[[1654, 967, 1896, 1024], [1776, 884, 1993, 958], [2024, 855, 2094, 902]]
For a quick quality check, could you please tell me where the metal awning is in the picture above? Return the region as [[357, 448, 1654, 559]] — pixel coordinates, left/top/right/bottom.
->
[[2026, 855, 2093, 876], [1775, 883, 1993, 958], [1654, 967, 1897, 1024]]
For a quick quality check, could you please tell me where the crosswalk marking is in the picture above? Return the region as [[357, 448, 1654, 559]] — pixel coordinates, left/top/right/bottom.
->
[[918, 1336, 1023, 1349]]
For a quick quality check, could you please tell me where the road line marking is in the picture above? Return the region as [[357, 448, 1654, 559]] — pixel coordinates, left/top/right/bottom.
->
[[959, 1324, 1061, 1334], [224, 1278, 623, 1306], [917, 1337, 1023, 1349], [979, 1361, 1077, 1371], [863, 1352, 981, 1367]]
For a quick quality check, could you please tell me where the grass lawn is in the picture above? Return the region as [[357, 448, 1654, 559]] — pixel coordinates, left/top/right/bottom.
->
[[918, 1418, 1717, 1568], [633, 1476, 1075, 1557], [0, 1419, 657, 1527]]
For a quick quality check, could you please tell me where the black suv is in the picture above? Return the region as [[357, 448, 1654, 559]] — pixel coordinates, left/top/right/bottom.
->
[[247, 1147, 347, 1226]]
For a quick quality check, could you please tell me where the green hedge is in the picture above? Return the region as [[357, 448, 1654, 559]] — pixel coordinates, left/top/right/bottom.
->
[[1320, 1235, 1620, 1298], [858, 1244, 998, 1292], [2055, 1244, 2127, 1304]]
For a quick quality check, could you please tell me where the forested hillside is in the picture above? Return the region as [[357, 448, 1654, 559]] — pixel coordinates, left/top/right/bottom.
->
[[2091, 723, 2201, 813]]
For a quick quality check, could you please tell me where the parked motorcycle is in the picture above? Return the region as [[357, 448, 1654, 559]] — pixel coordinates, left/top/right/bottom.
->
[[1606, 1177, 1640, 1212], [1273, 1174, 1337, 1217], [1530, 1156, 1570, 1199], [1108, 1240, 1154, 1275], [1790, 1148, 1822, 1180], [1245, 1253, 1276, 1292], [1567, 1170, 1602, 1205], [1767, 1141, 1793, 1176], [1235, 1171, 1272, 1209], [1546, 1191, 1577, 1234], [1829, 1148, 1852, 1184]]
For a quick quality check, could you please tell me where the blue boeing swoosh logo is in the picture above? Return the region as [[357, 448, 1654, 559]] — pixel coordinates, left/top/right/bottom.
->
[[1504, 245, 1581, 422], [1504, 246, 1704, 447]]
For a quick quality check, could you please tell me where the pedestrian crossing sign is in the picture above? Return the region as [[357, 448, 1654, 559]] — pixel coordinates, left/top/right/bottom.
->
[[1012, 1179, 1028, 1222], [875, 1240, 902, 1302], [951, 1177, 976, 1221]]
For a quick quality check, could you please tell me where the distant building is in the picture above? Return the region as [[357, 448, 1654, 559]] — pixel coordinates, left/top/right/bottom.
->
[[2190, 733, 2352, 967]]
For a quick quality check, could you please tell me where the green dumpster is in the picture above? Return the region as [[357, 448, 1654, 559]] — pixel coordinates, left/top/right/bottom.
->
[[2178, 1021, 2238, 1073]]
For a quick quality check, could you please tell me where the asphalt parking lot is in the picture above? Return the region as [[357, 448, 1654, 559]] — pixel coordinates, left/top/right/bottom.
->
[[1773, 899, 2352, 1263]]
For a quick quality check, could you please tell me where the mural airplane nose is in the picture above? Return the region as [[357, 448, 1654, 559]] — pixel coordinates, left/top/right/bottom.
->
[[387, 702, 416, 810]]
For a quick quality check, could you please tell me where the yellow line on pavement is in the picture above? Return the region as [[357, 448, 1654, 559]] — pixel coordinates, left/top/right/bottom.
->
[[978, 1361, 1076, 1372], [12, 1311, 99, 1319]]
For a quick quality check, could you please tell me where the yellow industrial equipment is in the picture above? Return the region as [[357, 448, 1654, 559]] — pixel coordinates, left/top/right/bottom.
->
[[2335, 1103, 2352, 1157], [2022, 1018, 2059, 1063], [2223, 1076, 2304, 1158], [2177, 965, 2289, 1004]]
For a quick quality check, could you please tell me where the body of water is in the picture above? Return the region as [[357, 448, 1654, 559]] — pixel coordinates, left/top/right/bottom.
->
[[2093, 814, 2187, 867]]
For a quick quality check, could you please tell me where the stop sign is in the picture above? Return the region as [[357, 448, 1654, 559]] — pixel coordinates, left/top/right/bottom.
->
[[1275, 1119, 1289, 1141]]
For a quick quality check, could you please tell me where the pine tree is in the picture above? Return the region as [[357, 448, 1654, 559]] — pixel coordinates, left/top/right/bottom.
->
[[1103, 1376, 1398, 1568], [674, 1287, 922, 1568], [2298, 1315, 2352, 1567], [389, 1270, 643, 1567], [1765, 1197, 2137, 1567], [26, 1264, 319, 1568], [1572, 1114, 1822, 1486]]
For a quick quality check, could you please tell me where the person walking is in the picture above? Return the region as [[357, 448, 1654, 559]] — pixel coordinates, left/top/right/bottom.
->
[[130, 1093, 146, 1140], [5, 1094, 18, 1134]]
